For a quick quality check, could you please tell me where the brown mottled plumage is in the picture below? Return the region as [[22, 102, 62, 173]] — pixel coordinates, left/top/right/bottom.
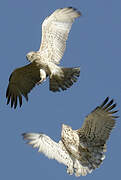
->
[[6, 7, 81, 108], [22, 97, 118, 176]]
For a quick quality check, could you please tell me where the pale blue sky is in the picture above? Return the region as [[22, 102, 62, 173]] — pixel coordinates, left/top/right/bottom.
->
[[0, 0, 121, 179]]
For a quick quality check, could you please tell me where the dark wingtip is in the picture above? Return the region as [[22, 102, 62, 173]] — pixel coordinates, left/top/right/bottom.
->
[[22, 133, 25, 136], [6, 88, 8, 98], [22, 133, 27, 140], [113, 115, 119, 118], [77, 10, 82, 17], [101, 97, 119, 117], [14, 104, 17, 109], [19, 95, 22, 108], [100, 97, 109, 107], [25, 96, 28, 102], [103, 99, 114, 110], [68, 6, 74, 9], [67, 7, 82, 16], [6, 96, 10, 105], [6, 93, 24, 109]]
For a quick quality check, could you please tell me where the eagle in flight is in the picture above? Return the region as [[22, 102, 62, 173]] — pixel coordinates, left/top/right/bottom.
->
[[22, 97, 118, 176], [6, 7, 81, 108]]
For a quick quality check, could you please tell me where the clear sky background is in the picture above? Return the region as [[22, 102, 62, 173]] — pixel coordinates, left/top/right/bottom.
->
[[0, 0, 121, 179]]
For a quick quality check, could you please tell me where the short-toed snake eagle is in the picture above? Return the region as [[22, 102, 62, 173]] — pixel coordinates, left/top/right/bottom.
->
[[6, 7, 81, 108], [22, 97, 118, 176]]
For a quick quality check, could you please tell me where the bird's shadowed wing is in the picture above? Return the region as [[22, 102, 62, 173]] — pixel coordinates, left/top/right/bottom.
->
[[22, 133, 72, 166], [39, 7, 81, 64], [6, 63, 41, 108], [76, 97, 118, 171], [78, 97, 118, 146]]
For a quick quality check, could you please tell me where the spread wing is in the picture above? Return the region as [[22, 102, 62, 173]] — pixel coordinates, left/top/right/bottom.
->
[[6, 63, 41, 109], [39, 7, 81, 64], [22, 133, 72, 166], [79, 97, 118, 144], [76, 97, 118, 170]]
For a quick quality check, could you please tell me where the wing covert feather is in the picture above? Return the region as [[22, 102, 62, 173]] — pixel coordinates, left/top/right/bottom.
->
[[39, 7, 81, 64], [75, 97, 118, 171], [22, 133, 72, 166], [78, 97, 118, 145]]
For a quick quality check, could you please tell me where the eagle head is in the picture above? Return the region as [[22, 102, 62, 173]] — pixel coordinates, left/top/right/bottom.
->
[[26, 51, 37, 62]]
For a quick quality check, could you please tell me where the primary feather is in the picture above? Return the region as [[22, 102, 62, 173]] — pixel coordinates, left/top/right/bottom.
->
[[22, 97, 118, 176], [6, 7, 81, 108]]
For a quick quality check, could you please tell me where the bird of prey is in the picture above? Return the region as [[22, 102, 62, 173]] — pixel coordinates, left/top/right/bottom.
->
[[22, 97, 118, 177], [6, 7, 81, 108]]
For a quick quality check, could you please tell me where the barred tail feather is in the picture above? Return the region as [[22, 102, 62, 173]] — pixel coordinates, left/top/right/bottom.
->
[[49, 67, 80, 92]]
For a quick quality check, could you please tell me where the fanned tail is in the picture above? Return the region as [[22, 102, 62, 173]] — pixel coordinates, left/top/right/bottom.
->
[[49, 67, 80, 92]]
